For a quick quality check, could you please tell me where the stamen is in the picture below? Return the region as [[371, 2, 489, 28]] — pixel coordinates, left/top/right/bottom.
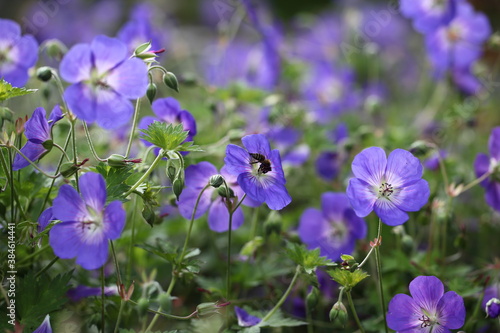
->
[[418, 315, 431, 328], [378, 182, 394, 197]]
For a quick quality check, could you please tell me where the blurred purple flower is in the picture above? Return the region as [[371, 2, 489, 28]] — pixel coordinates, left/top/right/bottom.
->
[[347, 147, 430, 226], [425, 1, 491, 78], [235, 306, 261, 327], [0, 19, 38, 87], [387, 275, 465, 332], [400, 0, 456, 34], [267, 126, 310, 167], [67, 285, 119, 302], [224, 134, 291, 210], [38, 207, 54, 233], [33, 314, 52, 333], [13, 106, 63, 171], [298, 192, 366, 260], [316, 123, 349, 181], [424, 150, 448, 171], [452, 66, 484, 95], [482, 284, 500, 318], [474, 127, 500, 212], [177, 162, 258, 232], [49, 172, 126, 270], [59, 35, 148, 129], [138, 97, 197, 151]]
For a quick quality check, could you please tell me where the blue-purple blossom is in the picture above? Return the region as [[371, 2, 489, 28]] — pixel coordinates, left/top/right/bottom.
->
[[38, 207, 54, 233], [482, 284, 500, 318], [67, 285, 119, 302], [234, 306, 261, 327], [12, 106, 63, 171], [298, 192, 366, 260], [177, 162, 259, 232], [224, 134, 292, 210], [387, 275, 465, 332], [474, 127, 500, 212], [33, 314, 52, 333], [266, 126, 310, 167], [138, 97, 197, 150], [59, 35, 148, 129], [49, 172, 126, 270], [316, 123, 349, 181], [0, 19, 38, 87], [347, 147, 430, 226], [425, 1, 491, 78], [424, 150, 448, 171], [117, 3, 163, 53], [400, 0, 456, 34]]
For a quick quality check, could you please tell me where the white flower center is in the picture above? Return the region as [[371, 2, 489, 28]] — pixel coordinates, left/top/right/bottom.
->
[[378, 182, 394, 198]]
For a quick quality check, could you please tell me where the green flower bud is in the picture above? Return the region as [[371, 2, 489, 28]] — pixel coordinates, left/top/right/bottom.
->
[[163, 72, 179, 93], [264, 211, 282, 236], [157, 293, 172, 314], [137, 298, 149, 317], [44, 39, 68, 59], [60, 162, 80, 178], [166, 158, 182, 183], [196, 302, 222, 318], [209, 174, 224, 188], [0, 107, 13, 127], [409, 140, 432, 157], [173, 178, 184, 200], [329, 302, 348, 326], [134, 41, 152, 56], [146, 82, 157, 104], [401, 234, 414, 254], [36, 66, 53, 82], [217, 186, 234, 198], [41, 140, 53, 151], [306, 287, 320, 311], [107, 154, 142, 167]]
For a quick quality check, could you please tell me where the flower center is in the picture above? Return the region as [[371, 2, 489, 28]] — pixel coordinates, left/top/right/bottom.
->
[[418, 315, 431, 328], [249, 153, 272, 175], [447, 24, 462, 43], [324, 220, 347, 242], [378, 182, 394, 198], [90, 69, 111, 90], [80, 206, 104, 233]]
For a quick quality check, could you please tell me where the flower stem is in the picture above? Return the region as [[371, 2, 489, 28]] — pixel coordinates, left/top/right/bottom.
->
[[35, 256, 59, 278], [4, 145, 61, 179], [52, 143, 71, 161], [345, 290, 365, 333], [125, 98, 141, 158], [126, 196, 138, 282], [0, 148, 27, 220], [101, 266, 105, 333], [458, 170, 493, 195], [261, 265, 301, 322], [114, 300, 125, 333], [69, 118, 79, 192], [123, 150, 164, 197], [374, 219, 388, 333], [129, 299, 197, 320], [82, 121, 107, 162]]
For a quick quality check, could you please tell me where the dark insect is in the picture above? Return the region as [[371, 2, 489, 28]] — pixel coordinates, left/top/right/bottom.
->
[[249, 153, 272, 174]]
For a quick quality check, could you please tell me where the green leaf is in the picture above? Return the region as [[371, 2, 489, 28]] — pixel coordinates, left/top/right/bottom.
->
[[285, 242, 335, 274], [17, 270, 73, 330], [140, 122, 188, 151], [135, 239, 179, 264], [0, 79, 37, 101], [327, 269, 369, 290], [258, 309, 307, 328], [92, 163, 134, 202]]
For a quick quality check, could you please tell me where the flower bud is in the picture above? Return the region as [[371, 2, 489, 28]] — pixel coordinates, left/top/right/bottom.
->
[[173, 178, 184, 200], [209, 174, 224, 188], [264, 211, 282, 236], [137, 298, 149, 317], [44, 39, 68, 59], [157, 293, 173, 314], [60, 162, 80, 178], [36, 66, 53, 82], [408, 140, 432, 157], [401, 234, 414, 254], [146, 82, 157, 104], [217, 186, 234, 198], [0, 107, 13, 127], [329, 301, 348, 325], [196, 302, 230, 318], [107, 154, 142, 168], [163, 71, 179, 93], [166, 158, 182, 183], [486, 298, 500, 318], [134, 41, 152, 56], [306, 287, 320, 311]]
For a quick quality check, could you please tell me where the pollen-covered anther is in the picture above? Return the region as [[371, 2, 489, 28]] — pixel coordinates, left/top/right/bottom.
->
[[418, 315, 431, 328]]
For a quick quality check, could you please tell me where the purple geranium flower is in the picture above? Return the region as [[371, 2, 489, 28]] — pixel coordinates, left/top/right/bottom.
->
[[49, 172, 126, 270], [234, 306, 262, 327], [347, 147, 430, 226], [0, 19, 38, 87], [425, 1, 491, 78], [59, 35, 148, 129], [400, 0, 456, 34], [33, 314, 52, 333], [224, 134, 292, 210], [316, 123, 349, 181], [12, 106, 64, 171], [138, 97, 197, 149], [474, 127, 500, 212], [67, 285, 119, 302], [298, 192, 366, 260], [177, 162, 258, 232], [387, 275, 465, 332], [117, 3, 163, 53], [482, 284, 500, 318]]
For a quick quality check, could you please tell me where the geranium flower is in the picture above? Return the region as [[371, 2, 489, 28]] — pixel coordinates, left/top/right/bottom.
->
[[482, 284, 500, 318], [49, 172, 126, 270], [13, 106, 63, 171], [298, 192, 366, 261], [400, 0, 456, 34], [177, 162, 259, 232], [33, 314, 52, 333], [474, 127, 500, 212], [0, 19, 38, 87], [234, 306, 261, 327], [224, 134, 291, 210], [346, 147, 430, 226], [59, 35, 148, 129], [387, 275, 465, 332]]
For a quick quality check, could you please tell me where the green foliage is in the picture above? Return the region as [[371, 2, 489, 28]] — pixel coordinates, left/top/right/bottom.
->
[[258, 309, 307, 328], [93, 163, 135, 202], [140, 122, 202, 152], [328, 269, 369, 290], [285, 241, 335, 274], [0, 79, 37, 101], [17, 270, 73, 330]]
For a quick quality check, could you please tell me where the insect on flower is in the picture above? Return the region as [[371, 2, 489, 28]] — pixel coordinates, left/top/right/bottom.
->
[[249, 153, 272, 174]]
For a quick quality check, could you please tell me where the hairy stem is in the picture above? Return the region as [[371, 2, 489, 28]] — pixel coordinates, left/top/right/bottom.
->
[[261, 265, 301, 322]]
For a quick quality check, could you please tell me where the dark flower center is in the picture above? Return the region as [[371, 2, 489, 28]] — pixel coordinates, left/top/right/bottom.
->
[[378, 182, 394, 197], [418, 315, 431, 328]]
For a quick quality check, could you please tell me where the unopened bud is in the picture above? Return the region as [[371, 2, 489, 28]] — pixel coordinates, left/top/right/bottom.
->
[[409, 140, 432, 157], [166, 158, 182, 183], [329, 302, 348, 325], [264, 211, 282, 236], [36, 66, 53, 82], [401, 234, 414, 254], [134, 41, 152, 56], [107, 154, 142, 167], [196, 302, 230, 318], [146, 83, 157, 104], [173, 178, 184, 200], [209, 174, 224, 188], [217, 186, 234, 198], [157, 293, 173, 314], [44, 39, 68, 59], [137, 298, 149, 317], [306, 287, 320, 311], [163, 72, 179, 93], [60, 162, 80, 178], [486, 298, 500, 318]]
